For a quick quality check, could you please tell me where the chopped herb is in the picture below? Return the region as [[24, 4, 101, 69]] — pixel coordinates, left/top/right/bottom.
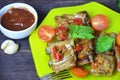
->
[[69, 24, 94, 40], [96, 35, 115, 53]]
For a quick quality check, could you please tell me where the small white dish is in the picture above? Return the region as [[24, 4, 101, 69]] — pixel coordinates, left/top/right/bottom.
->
[[0, 3, 38, 39]]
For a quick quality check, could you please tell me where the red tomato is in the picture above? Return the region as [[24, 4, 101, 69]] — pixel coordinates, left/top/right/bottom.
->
[[53, 52, 63, 61], [55, 27, 66, 32], [74, 43, 83, 52], [91, 14, 109, 31], [38, 25, 55, 42], [55, 27, 68, 41], [53, 46, 63, 61], [74, 18, 83, 25], [71, 66, 88, 77], [116, 32, 120, 47]]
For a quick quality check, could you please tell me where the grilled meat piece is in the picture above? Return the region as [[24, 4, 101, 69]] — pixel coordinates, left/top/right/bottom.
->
[[114, 45, 120, 71], [76, 39, 94, 66], [90, 53, 115, 76], [55, 11, 90, 27], [90, 32, 116, 76], [55, 16, 70, 28], [46, 39, 76, 73], [54, 11, 91, 41], [74, 11, 90, 26]]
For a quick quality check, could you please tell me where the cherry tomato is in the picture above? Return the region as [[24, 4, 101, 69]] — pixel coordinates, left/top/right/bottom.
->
[[116, 32, 120, 47], [74, 18, 83, 25], [71, 66, 88, 77], [38, 25, 55, 42], [91, 14, 109, 31]]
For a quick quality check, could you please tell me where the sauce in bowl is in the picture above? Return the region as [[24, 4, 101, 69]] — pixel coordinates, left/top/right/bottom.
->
[[1, 8, 35, 31]]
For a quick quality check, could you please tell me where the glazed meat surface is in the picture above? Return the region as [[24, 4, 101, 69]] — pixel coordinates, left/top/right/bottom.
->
[[76, 39, 94, 66], [46, 39, 76, 73], [90, 54, 115, 76]]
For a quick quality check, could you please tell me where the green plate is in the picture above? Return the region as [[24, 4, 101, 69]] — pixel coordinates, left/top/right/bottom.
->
[[29, 2, 120, 80]]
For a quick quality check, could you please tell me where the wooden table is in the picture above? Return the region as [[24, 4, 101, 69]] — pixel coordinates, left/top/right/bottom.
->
[[0, 0, 119, 80]]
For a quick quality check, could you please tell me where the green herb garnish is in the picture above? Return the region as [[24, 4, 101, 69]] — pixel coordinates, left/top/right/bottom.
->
[[96, 35, 115, 53], [69, 24, 94, 40]]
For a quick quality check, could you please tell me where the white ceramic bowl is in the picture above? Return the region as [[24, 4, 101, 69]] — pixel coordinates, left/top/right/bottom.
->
[[0, 3, 38, 39]]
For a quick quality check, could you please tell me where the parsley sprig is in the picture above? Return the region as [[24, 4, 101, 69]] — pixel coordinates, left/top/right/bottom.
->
[[96, 35, 115, 53], [69, 24, 94, 40]]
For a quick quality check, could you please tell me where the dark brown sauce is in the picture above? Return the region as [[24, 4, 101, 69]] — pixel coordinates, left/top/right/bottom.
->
[[1, 8, 35, 31]]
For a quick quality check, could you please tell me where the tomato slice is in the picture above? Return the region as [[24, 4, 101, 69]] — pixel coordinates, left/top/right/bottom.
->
[[116, 32, 120, 47], [71, 66, 88, 77], [38, 25, 55, 42], [91, 14, 109, 31]]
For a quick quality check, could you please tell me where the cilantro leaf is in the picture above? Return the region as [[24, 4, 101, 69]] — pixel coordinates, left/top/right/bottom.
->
[[70, 24, 94, 39], [96, 35, 115, 53]]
